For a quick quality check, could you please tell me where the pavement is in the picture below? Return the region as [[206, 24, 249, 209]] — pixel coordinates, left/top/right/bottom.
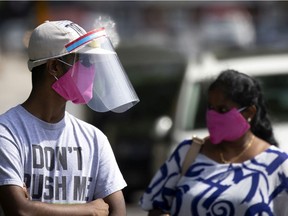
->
[[127, 204, 147, 216]]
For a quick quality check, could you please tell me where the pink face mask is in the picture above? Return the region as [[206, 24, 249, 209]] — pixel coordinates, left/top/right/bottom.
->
[[206, 107, 250, 144], [52, 61, 96, 104]]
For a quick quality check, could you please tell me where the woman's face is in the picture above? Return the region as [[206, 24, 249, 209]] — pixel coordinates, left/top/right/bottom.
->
[[206, 87, 251, 144], [208, 88, 240, 114]]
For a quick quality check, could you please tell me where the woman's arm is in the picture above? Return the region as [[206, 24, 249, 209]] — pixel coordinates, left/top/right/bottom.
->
[[103, 190, 126, 216], [0, 185, 109, 216]]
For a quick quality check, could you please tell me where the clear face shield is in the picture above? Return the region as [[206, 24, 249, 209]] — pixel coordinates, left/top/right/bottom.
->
[[62, 28, 139, 113]]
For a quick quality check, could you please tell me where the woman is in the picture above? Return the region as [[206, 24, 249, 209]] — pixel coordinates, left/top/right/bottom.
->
[[140, 69, 288, 216]]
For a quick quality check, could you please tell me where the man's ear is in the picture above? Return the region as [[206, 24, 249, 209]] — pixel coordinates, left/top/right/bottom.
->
[[46, 59, 59, 76]]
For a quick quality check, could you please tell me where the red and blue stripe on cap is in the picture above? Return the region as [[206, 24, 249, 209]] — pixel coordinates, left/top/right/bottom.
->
[[65, 27, 106, 52]]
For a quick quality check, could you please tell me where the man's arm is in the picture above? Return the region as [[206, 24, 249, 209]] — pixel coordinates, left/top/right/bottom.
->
[[103, 190, 126, 216], [0, 185, 109, 216]]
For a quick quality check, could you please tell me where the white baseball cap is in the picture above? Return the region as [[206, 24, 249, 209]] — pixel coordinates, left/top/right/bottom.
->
[[27, 20, 86, 71]]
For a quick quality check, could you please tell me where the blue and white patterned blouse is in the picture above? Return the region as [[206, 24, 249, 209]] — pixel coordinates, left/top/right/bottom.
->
[[140, 139, 288, 216]]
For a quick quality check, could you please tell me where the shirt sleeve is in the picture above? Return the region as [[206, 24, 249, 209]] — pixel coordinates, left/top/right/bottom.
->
[[93, 136, 127, 198], [139, 139, 192, 212], [0, 125, 24, 187]]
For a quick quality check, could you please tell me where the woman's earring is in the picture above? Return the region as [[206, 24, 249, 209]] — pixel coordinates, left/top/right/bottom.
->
[[247, 117, 251, 123]]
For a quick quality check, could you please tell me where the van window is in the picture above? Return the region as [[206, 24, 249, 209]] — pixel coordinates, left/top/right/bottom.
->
[[260, 74, 288, 122], [181, 73, 288, 131]]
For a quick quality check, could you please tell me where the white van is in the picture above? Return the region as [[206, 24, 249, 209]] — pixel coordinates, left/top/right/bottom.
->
[[171, 50, 288, 152]]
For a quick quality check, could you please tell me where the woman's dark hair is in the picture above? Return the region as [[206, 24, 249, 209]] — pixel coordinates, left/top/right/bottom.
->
[[208, 69, 278, 146]]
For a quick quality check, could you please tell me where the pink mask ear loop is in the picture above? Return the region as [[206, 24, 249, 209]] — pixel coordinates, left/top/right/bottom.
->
[[57, 58, 73, 67], [57, 58, 76, 76], [52, 74, 58, 81], [238, 106, 250, 122], [238, 106, 248, 112]]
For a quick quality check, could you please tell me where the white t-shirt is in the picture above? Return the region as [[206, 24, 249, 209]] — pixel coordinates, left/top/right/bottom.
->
[[140, 139, 288, 216], [0, 105, 126, 203]]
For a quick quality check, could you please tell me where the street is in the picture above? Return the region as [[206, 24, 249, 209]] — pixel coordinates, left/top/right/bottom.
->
[[127, 204, 146, 216]]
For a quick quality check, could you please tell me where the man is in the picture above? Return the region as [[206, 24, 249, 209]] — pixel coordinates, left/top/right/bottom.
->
[[0, 20, 139, 215]]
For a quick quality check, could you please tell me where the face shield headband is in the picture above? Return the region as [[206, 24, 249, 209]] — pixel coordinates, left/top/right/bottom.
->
[[63, 28, 139, 113]]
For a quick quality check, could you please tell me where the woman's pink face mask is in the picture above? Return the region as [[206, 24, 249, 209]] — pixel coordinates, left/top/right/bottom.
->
[[206, 107, 250, 144]]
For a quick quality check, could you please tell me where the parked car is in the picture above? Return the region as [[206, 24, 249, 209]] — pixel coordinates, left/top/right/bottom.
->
[[170, 49, 288, 153]]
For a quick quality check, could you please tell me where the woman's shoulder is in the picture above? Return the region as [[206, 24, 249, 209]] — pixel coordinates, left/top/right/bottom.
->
[[256, 145, 288, 168], [268, 145, 288, 154], [170, 139, 192, 153], [267, 145, 288, 159]]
